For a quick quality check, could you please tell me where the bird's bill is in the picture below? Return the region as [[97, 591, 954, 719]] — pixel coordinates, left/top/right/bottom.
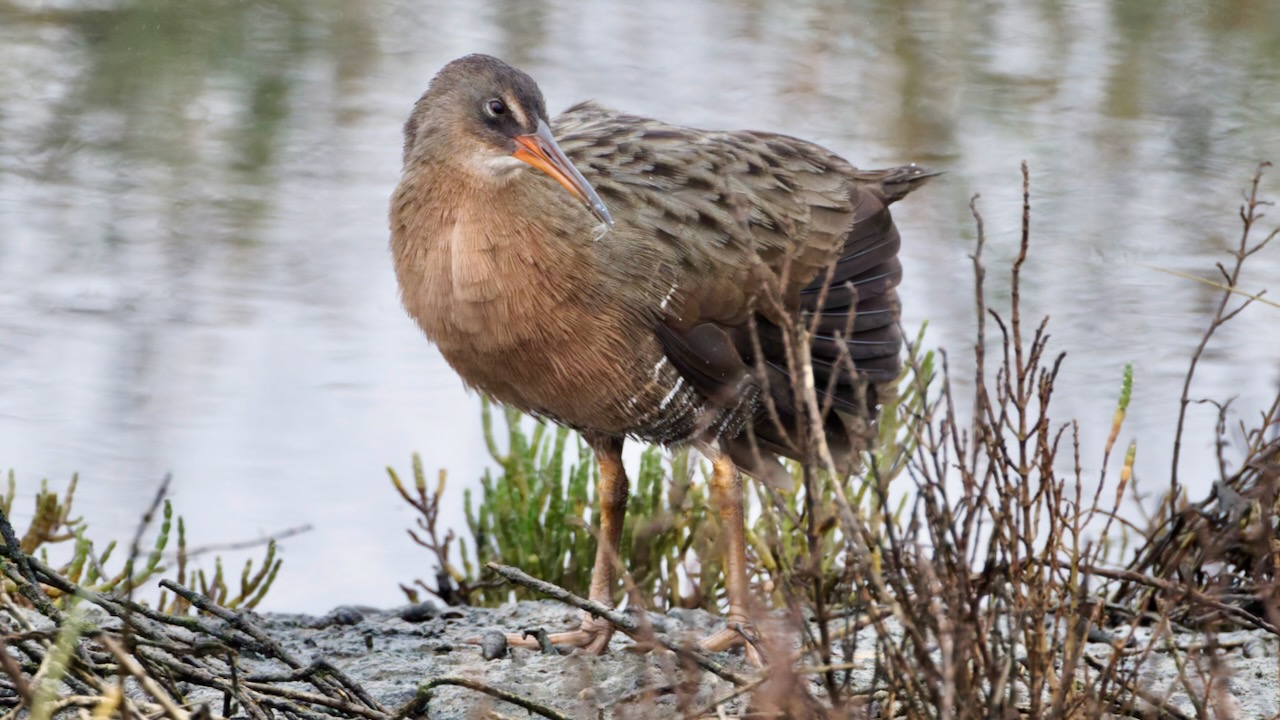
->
[[513, 120, 614, 228]]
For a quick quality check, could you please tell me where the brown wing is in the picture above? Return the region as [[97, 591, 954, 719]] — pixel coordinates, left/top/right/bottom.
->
[[553, 102, 934, 481], [554, 102, 858, 317]]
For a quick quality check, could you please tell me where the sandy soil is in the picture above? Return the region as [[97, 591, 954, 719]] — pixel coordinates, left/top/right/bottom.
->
[[168, 601, 1279, 719]]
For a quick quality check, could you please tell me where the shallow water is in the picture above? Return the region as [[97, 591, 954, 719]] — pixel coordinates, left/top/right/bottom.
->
[[1, 0, 1277, 613]]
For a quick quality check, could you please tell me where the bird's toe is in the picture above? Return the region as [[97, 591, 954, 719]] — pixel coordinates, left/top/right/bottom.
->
[[505, 616, 616, 655], [697, 622, 766, 667]]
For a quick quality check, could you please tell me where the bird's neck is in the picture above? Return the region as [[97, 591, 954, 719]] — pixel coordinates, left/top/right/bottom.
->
[[390, 164, 603, 344], [399, 151, 596, 239]]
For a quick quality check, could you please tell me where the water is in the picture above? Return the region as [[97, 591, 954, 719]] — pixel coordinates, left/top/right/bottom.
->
[[1, 0, 1277, 613]]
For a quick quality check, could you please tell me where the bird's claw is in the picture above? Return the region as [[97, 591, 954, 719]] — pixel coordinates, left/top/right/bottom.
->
[[698, 622, 765, 667], [505, 615, 615, 655]]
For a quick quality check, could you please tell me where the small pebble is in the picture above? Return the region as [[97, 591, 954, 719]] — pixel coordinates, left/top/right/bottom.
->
[[440, 609, 466, 621], [331, 606, 365, 625], [1086, 628, 1115, 644], [308, 606, 365, 629], [481, 630, 509, 660], [1241, 638, 1267, 658], [399, 602, 439, 623]]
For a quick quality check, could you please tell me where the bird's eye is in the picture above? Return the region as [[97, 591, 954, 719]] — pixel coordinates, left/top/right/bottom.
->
[[486, 99, 507, 117]]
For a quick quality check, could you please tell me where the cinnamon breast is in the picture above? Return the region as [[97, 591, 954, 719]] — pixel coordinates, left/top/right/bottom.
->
[[390, 177, 720, 443]]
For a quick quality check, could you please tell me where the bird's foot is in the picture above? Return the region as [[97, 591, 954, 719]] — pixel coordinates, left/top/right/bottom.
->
[[698, 619, 765, 667], [506, 615, 616, 655]]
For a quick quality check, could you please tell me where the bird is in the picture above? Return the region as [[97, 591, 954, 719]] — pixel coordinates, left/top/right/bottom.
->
[[389, 54, 935, 661]]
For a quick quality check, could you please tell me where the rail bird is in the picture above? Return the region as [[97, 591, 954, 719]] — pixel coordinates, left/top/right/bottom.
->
[[390, 54, 934, 660]]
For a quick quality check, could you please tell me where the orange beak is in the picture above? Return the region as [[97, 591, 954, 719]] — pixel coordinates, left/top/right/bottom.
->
[[513, 120, 614, 228]]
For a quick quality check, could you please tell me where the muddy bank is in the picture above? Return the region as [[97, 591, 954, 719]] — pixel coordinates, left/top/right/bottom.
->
[[157, 601, 1277, 718]]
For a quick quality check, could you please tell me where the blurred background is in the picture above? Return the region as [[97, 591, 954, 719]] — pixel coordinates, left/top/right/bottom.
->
[[1, 0, 1277, 613]]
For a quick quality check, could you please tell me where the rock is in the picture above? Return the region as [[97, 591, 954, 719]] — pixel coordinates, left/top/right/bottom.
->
[[399, 602, 439, 623], [308, 606, 366, 628], [1242, 637, 1269, 658], [481, 630, 508, 660]]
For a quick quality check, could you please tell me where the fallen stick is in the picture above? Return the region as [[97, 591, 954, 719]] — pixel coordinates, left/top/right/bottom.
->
[[408, 677, 575, 720]]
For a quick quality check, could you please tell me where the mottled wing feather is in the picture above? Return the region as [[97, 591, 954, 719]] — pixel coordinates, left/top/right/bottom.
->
[[554, 102, 855, 318], [651, 322, 749, 407], [552, 101, 930, 476]]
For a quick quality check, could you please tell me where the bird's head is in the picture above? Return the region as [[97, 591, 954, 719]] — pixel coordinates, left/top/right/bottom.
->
[[403, 54, 613, 227]]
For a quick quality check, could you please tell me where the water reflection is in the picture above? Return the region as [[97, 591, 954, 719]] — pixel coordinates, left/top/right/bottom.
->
[[0, 0, 1277, 613]]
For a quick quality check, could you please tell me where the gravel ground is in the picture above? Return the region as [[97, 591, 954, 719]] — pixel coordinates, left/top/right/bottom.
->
[[160, 601, 1278, 719]]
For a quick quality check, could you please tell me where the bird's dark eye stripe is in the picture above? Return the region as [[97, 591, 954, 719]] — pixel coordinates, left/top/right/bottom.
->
[[486, 99, 507, 116]]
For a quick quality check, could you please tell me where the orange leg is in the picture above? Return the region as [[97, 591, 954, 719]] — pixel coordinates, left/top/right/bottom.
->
[[508, 435, 628, 654], [699, 453, 763, 665]]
